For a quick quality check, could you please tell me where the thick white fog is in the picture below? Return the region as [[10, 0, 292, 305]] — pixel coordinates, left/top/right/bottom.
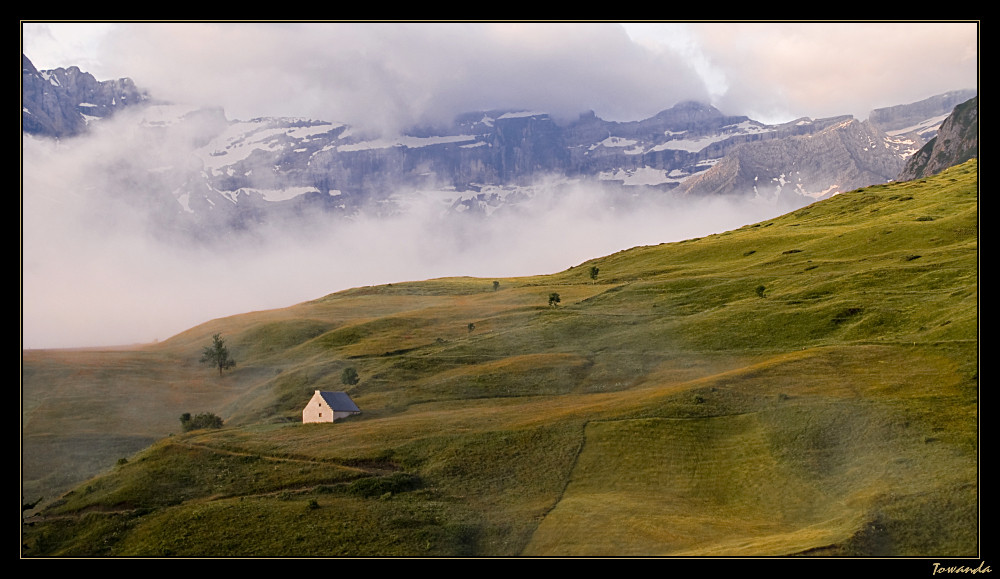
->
[[21, 118, 800, 350]]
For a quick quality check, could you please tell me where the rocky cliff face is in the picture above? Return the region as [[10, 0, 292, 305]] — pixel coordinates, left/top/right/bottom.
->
[[21, 54, 149, 138], [165, 102, 813, 232], [676, 117, 915, 200], [897, 97, 978, 181]]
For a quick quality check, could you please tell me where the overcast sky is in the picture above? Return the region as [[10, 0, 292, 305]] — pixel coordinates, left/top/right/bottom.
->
[[22, 22, 978, 129], [21, 22, 979, 349]]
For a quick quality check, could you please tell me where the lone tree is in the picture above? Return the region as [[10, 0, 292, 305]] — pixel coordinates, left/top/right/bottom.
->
[[589, 266, 600, 283], [341, 367, 360, 386], [548, 292, 561, 307], [201, 333, 236, 376]]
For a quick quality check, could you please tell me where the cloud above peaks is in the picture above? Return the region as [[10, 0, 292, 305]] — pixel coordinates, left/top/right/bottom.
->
[[23, 22, 977, 131], [28, 22, 713, 135], [687, 22, 978, 122]]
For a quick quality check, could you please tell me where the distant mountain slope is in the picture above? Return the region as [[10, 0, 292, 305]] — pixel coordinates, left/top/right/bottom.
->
[[675, 116, 912, 200], [868, 89, 976, 138], [897, 96, 978, 181], [22, 161, 978, 557]]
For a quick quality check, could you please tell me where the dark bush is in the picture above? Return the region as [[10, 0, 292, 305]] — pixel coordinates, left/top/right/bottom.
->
[[341, 367, 360, 386], [180, 412, 224, 432]]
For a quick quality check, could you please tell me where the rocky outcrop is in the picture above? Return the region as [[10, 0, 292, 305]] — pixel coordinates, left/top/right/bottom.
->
[[21, 54, 149, 138], [896, 97, 978, 181]]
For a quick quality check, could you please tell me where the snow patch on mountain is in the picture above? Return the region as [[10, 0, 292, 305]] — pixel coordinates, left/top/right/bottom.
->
[[498, 111, 548, 120], [651, 133, 730, 153], [251, 186, 327, 202], [885, 112, 951, 136], [599, 167, 679, 186], [591, 136, 640, 151], [194, 118, 344, 173]]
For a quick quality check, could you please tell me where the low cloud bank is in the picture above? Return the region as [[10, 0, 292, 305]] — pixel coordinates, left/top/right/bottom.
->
[[22, 123, 800, 350]]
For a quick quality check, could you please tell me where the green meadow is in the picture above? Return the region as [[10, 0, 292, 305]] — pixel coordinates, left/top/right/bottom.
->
[[21, 160, 978, 556]]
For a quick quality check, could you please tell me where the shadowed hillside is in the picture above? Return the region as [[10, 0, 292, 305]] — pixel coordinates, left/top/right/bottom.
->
[[21, 160, 978, 557]]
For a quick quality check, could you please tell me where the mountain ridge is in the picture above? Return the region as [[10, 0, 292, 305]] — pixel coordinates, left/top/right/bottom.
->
[[21, 54, 976, 248]]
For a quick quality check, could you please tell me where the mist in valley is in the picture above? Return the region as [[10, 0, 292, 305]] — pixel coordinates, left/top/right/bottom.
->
[[22, 110, 809, 350]]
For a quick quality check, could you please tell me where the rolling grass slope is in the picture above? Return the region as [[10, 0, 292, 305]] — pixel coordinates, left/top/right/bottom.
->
[[21, 160, 978, 556]]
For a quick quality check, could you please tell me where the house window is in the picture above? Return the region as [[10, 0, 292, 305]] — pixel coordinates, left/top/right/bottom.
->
[[319, 413, 322, 417]]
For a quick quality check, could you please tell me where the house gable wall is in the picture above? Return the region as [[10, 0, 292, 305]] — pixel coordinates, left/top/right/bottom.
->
[[302, 390, 361, 423], [302, 391, 335, 423]]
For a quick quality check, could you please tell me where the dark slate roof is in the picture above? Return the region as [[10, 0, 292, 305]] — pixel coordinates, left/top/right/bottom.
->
[[319, 391, 361, 413]]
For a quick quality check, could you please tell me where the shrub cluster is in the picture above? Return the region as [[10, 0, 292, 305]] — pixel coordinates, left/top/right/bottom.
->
[[179, 412, 224, 432]]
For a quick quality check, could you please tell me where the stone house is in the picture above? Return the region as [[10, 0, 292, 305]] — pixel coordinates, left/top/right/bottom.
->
[[302, 390, 361, 423]]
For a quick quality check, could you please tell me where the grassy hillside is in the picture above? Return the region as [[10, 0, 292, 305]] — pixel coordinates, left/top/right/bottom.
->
[[21, 160, 978, 557]]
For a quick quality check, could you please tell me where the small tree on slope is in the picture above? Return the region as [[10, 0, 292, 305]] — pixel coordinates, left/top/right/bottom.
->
[[201, 333, 236, 376], [341, 367, 360, 386]]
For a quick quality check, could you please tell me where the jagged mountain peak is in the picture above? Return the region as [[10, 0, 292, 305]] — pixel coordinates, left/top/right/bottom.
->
[[21, 54, 150, 138]]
